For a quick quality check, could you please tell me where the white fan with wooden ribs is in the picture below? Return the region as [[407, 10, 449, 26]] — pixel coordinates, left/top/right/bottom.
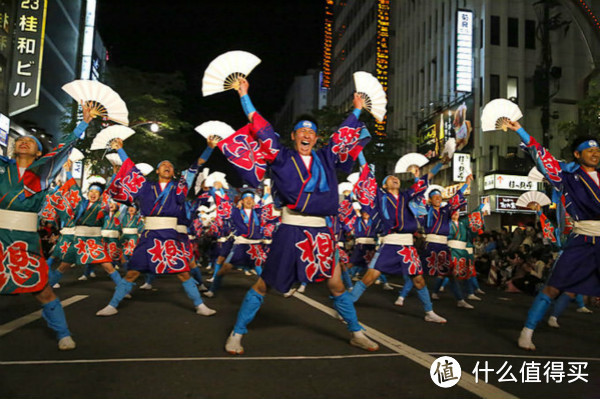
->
[[353, 71, 387, 122], [91, 125, 135, 151], [68, 148, 84, 162], [527, 167, 545, 183], [517, 191, 551, 208], [347, 172, 360, 186], [202, 51, 261, 97], [205, 171, 229, 189], [136, 163, 153, 176], [87, 175, 106, 186], [105, 153, 122, 166], [194, 121, 235, 141], [194, 168, 210, 195], [481, 99, 523, 132], [338, 182, 353, 195], [62, 80, 129, 125], [394, 153, 429, 173]]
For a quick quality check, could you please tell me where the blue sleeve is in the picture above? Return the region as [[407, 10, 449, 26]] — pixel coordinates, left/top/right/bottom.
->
[[430, 162, 443, 176], [516, 127, 531, 145], [241, 95, 257, 117], [459, 182, 469, 194], [200, 146, 213, 162], [66, 171, 73, 179], [72, 121, 89, 139], [352, 108, 361, 118], [117, 148, 129, 162]]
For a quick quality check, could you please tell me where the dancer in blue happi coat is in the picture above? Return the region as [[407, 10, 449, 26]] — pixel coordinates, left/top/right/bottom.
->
[[95, 138, 217, 317], [216, 77, 378, 354], [505, 120, 600, 350]]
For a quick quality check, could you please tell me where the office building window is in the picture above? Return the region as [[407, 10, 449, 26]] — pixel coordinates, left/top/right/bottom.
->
[[490, 74, 500, 100], [525, 19, 536, 49], [507, 18, 518, 47], [491, 15, 500, 45], [507, 76, 518, 103]]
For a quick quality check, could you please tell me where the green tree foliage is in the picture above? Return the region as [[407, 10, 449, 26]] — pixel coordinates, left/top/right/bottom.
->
[[557, 81, 600, 160], [61, 67, 194, 177]]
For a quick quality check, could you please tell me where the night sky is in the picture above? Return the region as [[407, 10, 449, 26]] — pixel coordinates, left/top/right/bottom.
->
[[95, 0, 324, 185], [96, 0, 325, 124]]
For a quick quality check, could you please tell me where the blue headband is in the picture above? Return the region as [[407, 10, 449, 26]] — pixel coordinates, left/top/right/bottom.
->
[[382, 175, 393, 187], [294, 120, 317, 133], [89, 184, 103, 193], [19, 135, 43, 151], [241, 192, 254, 200], [576, 140, 599, 153], [156, 160, 173, 170], [429, 189, 442, 198]]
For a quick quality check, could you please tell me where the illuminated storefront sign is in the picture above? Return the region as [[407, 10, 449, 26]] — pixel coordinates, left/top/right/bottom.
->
[[453, 153, 471, 182], [9, 0, 48, 116], [375, 0, 389, 137], [484, 174, 536, 191], [456, 10, 473, 93], [322, 0, 333, 89]]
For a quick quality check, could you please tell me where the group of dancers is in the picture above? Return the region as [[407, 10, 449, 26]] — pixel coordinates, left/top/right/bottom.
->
[[1, 76, 598, 355]]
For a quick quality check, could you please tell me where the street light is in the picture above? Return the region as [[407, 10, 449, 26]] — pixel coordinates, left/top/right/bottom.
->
[[130, 120, 162, 132]]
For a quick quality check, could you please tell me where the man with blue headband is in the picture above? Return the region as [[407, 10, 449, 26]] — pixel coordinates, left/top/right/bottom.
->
[[505, 120, 600, 350], [217, 77, 376, 354], [47, 161, 122, 290], [409, 177, 474, 310], [0, 103, 94, 350], [350, 157, 449, 324], [204, 190, 266, 297], [96, 137, 218, 317]]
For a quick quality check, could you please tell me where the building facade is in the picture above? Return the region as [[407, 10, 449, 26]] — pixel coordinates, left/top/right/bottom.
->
[[1, 0, 106, 157], [327, 0, 600, 229]]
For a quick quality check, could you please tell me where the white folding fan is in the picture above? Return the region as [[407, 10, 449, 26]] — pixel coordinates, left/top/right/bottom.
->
[[347, 172, 360, 186], [205, 171, 229, 189], [87, 175, 106, 186], [527, 167, 545, 183], [62, 80, 129, 125], [105, 153, 122, 166], [136, 163, 154, 176], [68, 148, 84, 162], [424, 184, 445, 199], [441, 138, 456, 160], [353, 71, 387, 122], [394, 153, 429, 173], [194, 168, 210, 195], [194, 121, 236, 140], [480, 99, 523, 132], [202, 51, 262, 97], [338, 182, 353, 195], [91, 125, 135, 151], [352, 202, 361, 211], [516, 191, 551, 208]]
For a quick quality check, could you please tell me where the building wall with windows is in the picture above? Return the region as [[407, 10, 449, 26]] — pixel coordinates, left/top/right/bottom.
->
[[327, 0, 600, 228], [13, 0, 105, 147]]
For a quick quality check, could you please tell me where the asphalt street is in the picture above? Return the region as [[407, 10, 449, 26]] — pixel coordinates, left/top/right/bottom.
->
[[1, 269, 598, 399]]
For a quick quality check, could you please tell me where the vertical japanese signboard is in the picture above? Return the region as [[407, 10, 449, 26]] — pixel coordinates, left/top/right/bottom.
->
[[8, 0, 47, 116], [456, 10, 473, 93], [453, 153, 471, 182]]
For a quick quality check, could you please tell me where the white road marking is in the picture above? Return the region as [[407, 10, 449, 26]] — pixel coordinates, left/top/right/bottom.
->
[[0, 295, 89, 338], [0, 353, 401, 366], [293, 292, 519, 399]]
